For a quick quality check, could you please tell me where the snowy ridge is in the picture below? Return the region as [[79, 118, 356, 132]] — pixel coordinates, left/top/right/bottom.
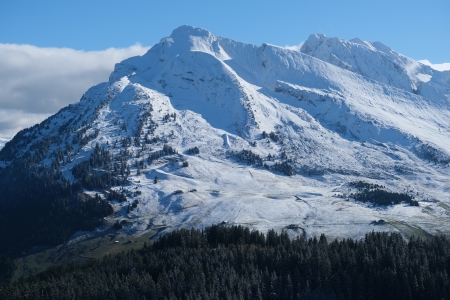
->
[[301, 34, 450, 102], [1, 26, 450, 241]]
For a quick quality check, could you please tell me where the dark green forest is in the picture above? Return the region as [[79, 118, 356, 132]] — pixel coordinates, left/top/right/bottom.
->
[[0, 138, 114, 282], [0, 170, 113, 282], [1, 225, 449, 299], [348, 181, 419, 206]]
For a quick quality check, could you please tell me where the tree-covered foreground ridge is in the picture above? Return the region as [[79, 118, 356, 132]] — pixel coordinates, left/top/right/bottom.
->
[[1, 225, 449, 300]]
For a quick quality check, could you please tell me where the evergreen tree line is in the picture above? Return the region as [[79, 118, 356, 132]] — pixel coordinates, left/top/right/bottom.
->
[[352, 189, 419, 206], [71, 124, 91, 145], [187, 146, 200, 155], [72, 144, 128, 190], [70, 142, 179, 191], [0, 117, 60, 162], [108, 189, 127, 202], [71, 123, 100, 148], [0, 143, 113, 281], [418, 143, 450, 165], [72, 141, 179, 190], [271, 161, 296, 176], [349, 181, 383, 191], [234, 149, 264, 167], [0, 172, 112, 282], [135, 109, 153, 147], [145, 134, 161, 145], [162, 113, 177, 123], [2, 226, 449, 299], [233, 149, 295, 176], [147, 144, 178, 165], [147, 118, 159, 136], [0, 126, 36, 161], [348, 181, 419, 206], [262, 131, 280, 143]]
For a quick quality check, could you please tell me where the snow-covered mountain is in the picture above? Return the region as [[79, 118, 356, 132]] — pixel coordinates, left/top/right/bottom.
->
[[300, 33, 450, 101], [2, 26, 450, 241]]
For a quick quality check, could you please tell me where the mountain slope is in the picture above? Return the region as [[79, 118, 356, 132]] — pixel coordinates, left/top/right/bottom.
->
[[300, 33, 450, 102], [1, 26, 450, 252]]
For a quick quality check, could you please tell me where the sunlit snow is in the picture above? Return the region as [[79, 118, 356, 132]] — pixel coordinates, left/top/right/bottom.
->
[[5, 26, 450, 241]]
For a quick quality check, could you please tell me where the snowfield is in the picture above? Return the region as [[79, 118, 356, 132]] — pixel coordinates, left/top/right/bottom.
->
[[3, 26, 450, 241]]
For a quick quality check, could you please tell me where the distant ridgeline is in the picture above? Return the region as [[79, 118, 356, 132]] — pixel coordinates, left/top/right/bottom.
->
[[1, 225, 449, 299]]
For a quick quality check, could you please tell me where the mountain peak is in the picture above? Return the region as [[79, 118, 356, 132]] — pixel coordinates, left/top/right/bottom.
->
[[110, 25, 227, 82], [299, 33, 449, 97], [155, 24, 226, 59], [300, 33, 358, 55], [349, 37, 373, 49], [302, 34, 390, 56], [169, 25, 213, 40], [3, 26, 450, 246], [300, 33, 327, 53]]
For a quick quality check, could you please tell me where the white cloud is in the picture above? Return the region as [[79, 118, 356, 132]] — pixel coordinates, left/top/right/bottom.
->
[[0, 136, 11, 150], [0, 43, 150, 142], [418, 60, 450, 72], [285, 42, 304, 52]]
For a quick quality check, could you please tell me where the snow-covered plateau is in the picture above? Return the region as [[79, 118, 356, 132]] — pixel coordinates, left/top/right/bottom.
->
[[2, 26, 450, 241]]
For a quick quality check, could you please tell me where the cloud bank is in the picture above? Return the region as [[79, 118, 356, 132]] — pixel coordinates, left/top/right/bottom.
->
[[418, 60, 450, 72], [0, 43, 150, 143], [285, 42, 304, 52]]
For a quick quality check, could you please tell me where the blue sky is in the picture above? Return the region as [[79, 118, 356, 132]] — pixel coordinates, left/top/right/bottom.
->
[[0, 0, 449, 141], [1, 0, 449, 63]]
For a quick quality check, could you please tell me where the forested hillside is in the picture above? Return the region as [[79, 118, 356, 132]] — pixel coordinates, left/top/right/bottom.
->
[[0, 143, 113, 281], [1, 225, 449, 299]]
